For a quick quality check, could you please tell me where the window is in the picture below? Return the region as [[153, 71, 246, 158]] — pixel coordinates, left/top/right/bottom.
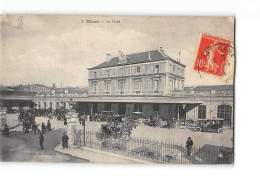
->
[[44, 102, 46, 109], [137, 67, 140, 75], [93, 83, 98, 92], [94, 72, 97, 79], [198, 105, 206, 119], [64, 102, 66, 108], [119, 81, 125, 93], [181, 69, 184, 76], [120, 69, 125, 77], [181, 80, 184, 90], [135, 80, 141, 93], [173, 64, 175, 71], [38, 102, 41, 109], [155, 65, 159, 73], [50, 102, 52, 107], [106, 70, 110, 78], [217, 105, 232, 127], [56, 102, 59, 109], [105, 83, 111, 93], [172, 79, 175, 91], [154, 80, 159, 91]]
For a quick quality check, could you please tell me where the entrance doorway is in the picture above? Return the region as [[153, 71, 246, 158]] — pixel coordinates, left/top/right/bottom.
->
[[217, 105, 232, 127], [105, 103, 112, 111], [118, 103, 126, 114], [134, 103, 143, 112]]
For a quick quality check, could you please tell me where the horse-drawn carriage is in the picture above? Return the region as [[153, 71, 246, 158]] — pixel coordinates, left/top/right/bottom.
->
[[96, 123, 127, 140]]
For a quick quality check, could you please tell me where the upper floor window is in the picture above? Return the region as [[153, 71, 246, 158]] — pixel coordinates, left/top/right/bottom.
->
[[136, 67, 141, 75], [172, 79, 175, 91], [106, 70, 110, 78], [50, 102, 52, 107], [155, 65, 159, 73], [105, 83, 111, 92], [154, 80, 159, 91], [120, 69, 125, 77], [94, 72, 97, 79], [119, 81, 125, 92], [135, 80, 141, 92], [93, 82, 98, 92]]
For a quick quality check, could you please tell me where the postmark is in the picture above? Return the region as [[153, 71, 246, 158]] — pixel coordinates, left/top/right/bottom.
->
[[193, 33, 234, 82]]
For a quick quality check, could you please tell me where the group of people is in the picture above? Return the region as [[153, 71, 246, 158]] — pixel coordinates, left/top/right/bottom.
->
[[40, 120, 51, 134], [39, 131, 69, 150]]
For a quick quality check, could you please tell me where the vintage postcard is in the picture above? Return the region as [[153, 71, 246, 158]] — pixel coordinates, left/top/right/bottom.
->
[[0, 15, 234, 164]]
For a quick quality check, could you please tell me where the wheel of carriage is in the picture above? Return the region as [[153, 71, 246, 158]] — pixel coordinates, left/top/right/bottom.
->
[[218, 128, 224, 134], [195, 127, 201, 132], [96, 131, 104, 140]]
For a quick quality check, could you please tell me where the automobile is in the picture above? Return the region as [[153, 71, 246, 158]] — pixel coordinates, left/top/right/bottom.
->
[[195, 118, 224, 133]]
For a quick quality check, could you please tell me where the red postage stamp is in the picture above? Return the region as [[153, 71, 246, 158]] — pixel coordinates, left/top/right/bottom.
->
[[193, 33, 232, 77]]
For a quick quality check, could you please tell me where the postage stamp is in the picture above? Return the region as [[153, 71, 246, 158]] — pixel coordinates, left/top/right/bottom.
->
[[193, 33, 234, 80]]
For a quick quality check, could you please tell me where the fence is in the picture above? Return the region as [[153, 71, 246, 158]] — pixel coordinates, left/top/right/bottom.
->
[[73, 129, 233, 164]]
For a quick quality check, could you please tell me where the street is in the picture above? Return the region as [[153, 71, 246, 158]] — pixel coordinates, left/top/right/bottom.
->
[[0, 115, 88, 163]]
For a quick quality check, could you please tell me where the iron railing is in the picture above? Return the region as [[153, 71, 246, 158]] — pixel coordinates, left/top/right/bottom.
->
[[73, 129, 233, 164]]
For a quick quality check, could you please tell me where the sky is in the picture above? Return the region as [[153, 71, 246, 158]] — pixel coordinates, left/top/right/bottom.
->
[[1, 15, 234, 87]]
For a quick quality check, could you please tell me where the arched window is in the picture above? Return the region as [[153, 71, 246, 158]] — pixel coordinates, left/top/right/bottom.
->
[[217, 105, 232, 127], [198, 105, 206, 119]]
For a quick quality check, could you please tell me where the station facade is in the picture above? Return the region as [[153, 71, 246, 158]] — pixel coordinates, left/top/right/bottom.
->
[[1, 47, 233, 127], [82, 47, 234, 127]]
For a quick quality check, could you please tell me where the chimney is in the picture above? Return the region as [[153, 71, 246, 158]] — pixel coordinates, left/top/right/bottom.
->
[[159, 47, 164, 53], [148, 51, 152, 60], [106, 54, 111, 63]]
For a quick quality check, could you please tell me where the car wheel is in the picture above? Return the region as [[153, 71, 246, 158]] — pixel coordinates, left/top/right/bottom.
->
[[196, 127, 201, 132], [218, 128, 223, 134]]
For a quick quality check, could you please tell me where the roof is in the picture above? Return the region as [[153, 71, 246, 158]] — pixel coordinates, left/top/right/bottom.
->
[[187, 85, 234, 91], [0, 87, 15, 92], [88, 49, 185, 70]]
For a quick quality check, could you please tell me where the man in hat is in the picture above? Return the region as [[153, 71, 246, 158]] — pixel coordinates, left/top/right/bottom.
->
[[62, 132, 69, 149], [41, 122, 46, 134], [186, 137, 193, 156], [39, 132, 44, 150]]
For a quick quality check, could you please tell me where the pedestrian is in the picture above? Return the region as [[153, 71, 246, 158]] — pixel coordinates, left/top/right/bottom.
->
[[41, 122, 46, 134], [62, 132, 69, 149], [47, 120, 51, 131], [39, 132, 44, 150], [64, 117, 67, 125], [32, 122, 38, 134], [186, 137, 193, 156], [79, 115, 82, 125], [24, 122, 29, 133], [3, 124, 9, 137]]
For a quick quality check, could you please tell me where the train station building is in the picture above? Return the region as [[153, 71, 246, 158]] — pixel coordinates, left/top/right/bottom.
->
[[78, 47, 234, 127], [1, 47, 234, 127]]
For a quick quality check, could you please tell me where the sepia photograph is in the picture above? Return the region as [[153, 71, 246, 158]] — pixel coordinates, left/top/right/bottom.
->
[[0, 15, 235, 164]]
